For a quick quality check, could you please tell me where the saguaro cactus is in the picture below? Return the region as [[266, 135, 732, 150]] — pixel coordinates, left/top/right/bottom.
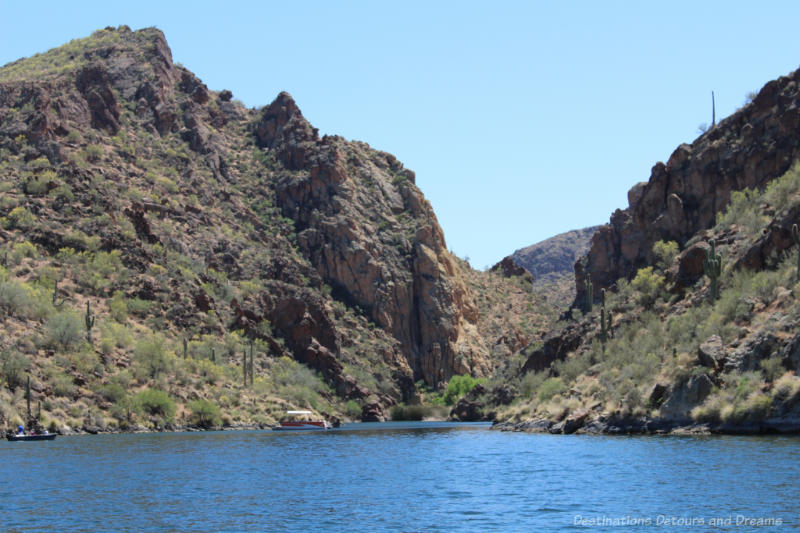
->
[[584, 275, 594, 313], [792, 224, 800, 281], [712, 90, 716, 127], [599, 289, 612, 354], [85, 301, 95, 344], [242, 346, 248, 387], [52, 279, 65, 308], [26, 376, 32, 421], [703, 240, 722, 302], [183, 338, 188, 359], [249, 340, 255, 385]]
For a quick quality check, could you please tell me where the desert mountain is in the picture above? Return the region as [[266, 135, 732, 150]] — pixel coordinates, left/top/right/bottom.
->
[[512, 226, 600, 282], [0, 26, 525, 430], [485, 65, 800, 434]]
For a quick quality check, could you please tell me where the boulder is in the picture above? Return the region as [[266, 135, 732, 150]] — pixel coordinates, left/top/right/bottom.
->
[[521, 321, 587, 373], [660, 374, 714, 419], [725, 332, 778, 373], [488, 384, 517, 406], [667, 241, 710, 291], [562, 408, 590, 434], [360, 400, 386, 422], [697, 335, 726, 370], [490, 256, 533, 282], [450, 397, 483, 422], [780, 332, 800, 372]]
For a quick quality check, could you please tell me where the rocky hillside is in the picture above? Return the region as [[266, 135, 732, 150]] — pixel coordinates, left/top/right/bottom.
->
[[0, 26, 522, 432], [512, 226, 599, 282], [576, 68, 800, 304], [489, 65, 800, 434], [508, 226, 600, 311]]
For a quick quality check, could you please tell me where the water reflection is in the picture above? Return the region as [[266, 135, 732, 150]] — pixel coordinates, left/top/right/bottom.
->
[[2, 424, 798, 531]]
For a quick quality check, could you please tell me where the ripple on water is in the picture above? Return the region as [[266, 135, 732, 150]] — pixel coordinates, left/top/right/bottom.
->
[[2, 428, 799, 531]]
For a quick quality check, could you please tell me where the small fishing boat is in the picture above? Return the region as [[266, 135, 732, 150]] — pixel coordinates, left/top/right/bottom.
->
[[7, 432, 56, 442], [273, 410, 332, 431]]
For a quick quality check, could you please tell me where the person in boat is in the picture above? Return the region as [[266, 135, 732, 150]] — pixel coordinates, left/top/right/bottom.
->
[[16, 425, 24, 436]]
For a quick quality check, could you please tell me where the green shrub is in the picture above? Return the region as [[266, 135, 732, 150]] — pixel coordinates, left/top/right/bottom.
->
[[12, 241, 38, 264], [554, 350, 594, 383], [135, 388, 175, 419], [6, 207, 35, 229], [0, 350, 30, 391], [537, 377, 566, 402], [631, 267, 664, 308], [24, 175, 51, 195], [652, 240, 679, 271], [344, 400, 362, 419], [134, 334, 172, 379], [442, 374, 484, 405], [126, 297, 153, 317], [520, 371, 546, 399], [109, 291, 128, 322], [760, 356, 784, 383], [0, 280, 33, 317], [750, 270, 781, 303], [390, 403, 426, 421], [188, 399, 221, 428], [45, 310, 84, 350], [84, 144, 103, 162], [50, 183, 74, 203], [28, 157, 50, 169], [52, 374, 77, 398], [723, 392, 772, 424], [773, 374, 800, 406], [762, 162, 800, 214], [100, 383, 127, 403], [195, 358, 224, 384], [716, 188, 766, 236]]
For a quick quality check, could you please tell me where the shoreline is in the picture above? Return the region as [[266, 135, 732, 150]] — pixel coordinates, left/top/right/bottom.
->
[[492, 415, 800, 436], [7, 418, 469, 437]]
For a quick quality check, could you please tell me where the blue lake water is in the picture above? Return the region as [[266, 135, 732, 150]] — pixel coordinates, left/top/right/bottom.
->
[[1, 422, 798, 532]]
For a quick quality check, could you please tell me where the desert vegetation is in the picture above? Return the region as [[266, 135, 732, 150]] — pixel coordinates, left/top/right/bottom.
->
[[494, 163, 800, 429]]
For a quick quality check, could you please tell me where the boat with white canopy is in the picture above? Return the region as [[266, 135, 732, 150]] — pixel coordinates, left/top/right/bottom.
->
[[273, 410, 332, 430]]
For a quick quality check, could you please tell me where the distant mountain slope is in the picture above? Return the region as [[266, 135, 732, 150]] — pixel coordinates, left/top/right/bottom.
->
[[512, 226, 600, 281]]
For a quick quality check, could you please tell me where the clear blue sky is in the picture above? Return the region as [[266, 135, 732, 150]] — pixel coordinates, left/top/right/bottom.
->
[[2, 1, 800, 269]]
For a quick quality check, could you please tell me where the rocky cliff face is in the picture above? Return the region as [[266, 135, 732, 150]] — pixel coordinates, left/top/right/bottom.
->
[[577, 67, 800, 301], [0, 25, 495, 429], [253, 92, 488, 387], [487, 65, 800, 435]]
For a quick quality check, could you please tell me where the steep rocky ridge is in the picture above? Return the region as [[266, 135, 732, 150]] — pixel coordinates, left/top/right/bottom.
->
[[252, 93, 488, 386], [513, 226, 600, 282], [490, 65, 800, 435], [0, 26, 511, 431], [509, 226, 600, 311], [577, 68, 800, 302]]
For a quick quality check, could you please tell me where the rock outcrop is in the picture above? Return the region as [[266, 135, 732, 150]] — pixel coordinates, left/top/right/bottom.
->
[[577, 68, 800, 301], [255, 93, 490, 386], [0, 26, 521, 431], [490, 256, 533, 282]]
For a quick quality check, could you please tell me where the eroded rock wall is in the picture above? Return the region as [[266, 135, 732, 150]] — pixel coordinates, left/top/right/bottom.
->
[[255, 94, 489, 386], [577, 68, 800, 301]]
